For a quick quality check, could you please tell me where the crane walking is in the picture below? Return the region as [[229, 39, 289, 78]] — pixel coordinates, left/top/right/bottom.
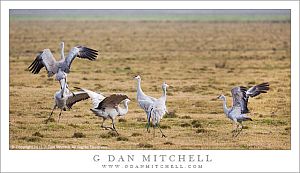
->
[[134, 75, 156, 132], [75, 87, 130, 135], [148, 82, 169, 138], [218, 82, 270, 137]]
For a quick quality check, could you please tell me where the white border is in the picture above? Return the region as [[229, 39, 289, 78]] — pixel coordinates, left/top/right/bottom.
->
[[1, 1, 299, 172]]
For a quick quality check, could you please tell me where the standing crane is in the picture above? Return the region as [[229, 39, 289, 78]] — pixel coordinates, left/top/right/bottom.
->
[[148, 82, 169, 138], [134, 75, 156, 132]]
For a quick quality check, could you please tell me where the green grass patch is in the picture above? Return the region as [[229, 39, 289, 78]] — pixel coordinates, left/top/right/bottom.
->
[[72, 132, 86, 138], [164, 110, 177, 118], [164, 141, 174, 145], [196, 128, 207, 134], [119, 118, 127, 123], [180, 122, 191, 127], [20, 136, 42, 142], [116, 136, 129, 141], [131, 132, 142, 137], [10, 13, 291, 22], [260, 119, 288, 126], [191, 120, 202, 128], [180, 115, 192, 119], [32, 132, 44, 138], [138, 143, 153, 148], [160, 125, 171, 129], [99, 131, 118, 139]]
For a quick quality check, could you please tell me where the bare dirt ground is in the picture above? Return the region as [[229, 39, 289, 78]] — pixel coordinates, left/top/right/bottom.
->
[[9, 20, 290, 149]]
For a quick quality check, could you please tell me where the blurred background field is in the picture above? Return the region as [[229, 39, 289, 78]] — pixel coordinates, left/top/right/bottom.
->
[[9, 10, 291, 149]]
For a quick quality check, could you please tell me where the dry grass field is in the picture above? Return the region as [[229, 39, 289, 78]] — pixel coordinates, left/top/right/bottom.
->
[[9, 19, 291, 149]]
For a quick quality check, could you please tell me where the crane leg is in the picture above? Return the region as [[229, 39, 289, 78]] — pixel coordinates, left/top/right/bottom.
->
[[111, 119, 119, 135], [100, 118, 106, 128], [158, 124, 166, 138], [234, 123, 243, 137], [58, 109, 63, 123], [146, 117, 151, 133], [146, 112, 151, 133], [146, 122, 150, 133], [101, 118, 112, 130], [232, 123, 239, 137], [46, 105, 56, 124]]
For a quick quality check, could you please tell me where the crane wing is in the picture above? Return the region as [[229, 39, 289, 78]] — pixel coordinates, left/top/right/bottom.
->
[[74, 87, 105, 108], [28, 49, 58, 77], [66, 91, 90, 109], [246, 82, 270, 98], [231, 82, 270, 114], [231, 86, 249, 114], [96, 94, 129, 109], [64, 46, 98, 73]]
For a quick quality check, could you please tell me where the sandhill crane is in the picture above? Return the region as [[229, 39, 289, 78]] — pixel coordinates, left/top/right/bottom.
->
[[148, 82, 169, 138], [134, 75, 157, 132], [76, 87, 130, 135], [28, 42, 98, 87], [218, 82, 270, 137], [45, 79, 89, 123]]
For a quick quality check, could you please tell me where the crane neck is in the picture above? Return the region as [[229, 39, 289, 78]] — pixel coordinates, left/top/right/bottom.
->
[[60, 44, 65, 60], [118, 102, 129, 116], [161, 86, 167, 101], [136, 79, 146, 98], [222, 96, 229, 116], [60, 79, 67, 98]]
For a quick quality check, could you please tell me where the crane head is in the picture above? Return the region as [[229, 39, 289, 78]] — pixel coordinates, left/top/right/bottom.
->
[[124, 98, 131, 104], [217, 94, 225, 100], [133, 75, 141, 80], [162, 81, 169, 89]]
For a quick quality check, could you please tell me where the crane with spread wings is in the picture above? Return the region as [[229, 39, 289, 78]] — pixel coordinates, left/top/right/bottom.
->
[[218, 82, 270, 137], [75, 87, 130, 135], [28, 42, 98, 88]]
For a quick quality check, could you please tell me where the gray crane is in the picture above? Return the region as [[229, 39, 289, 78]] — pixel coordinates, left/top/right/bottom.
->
[[46, 79, 89, 123], [148, 82, 169, 138], [28, 42, 98, 88], [218, 82, 270, 137], [76, 87, 130, 135], [134, 75, 156, 132]]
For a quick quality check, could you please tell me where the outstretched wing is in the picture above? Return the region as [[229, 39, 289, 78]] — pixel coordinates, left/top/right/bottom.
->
[[96, 94, 129, 109], [28, 49, 58, 77], [74, 87, 105, 108], [231, 82, 270, 114], [246, 82, 270, 98], [64, 46, 98, 73], [231, 86, 249, 114], [66, 91, 90, 109]]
